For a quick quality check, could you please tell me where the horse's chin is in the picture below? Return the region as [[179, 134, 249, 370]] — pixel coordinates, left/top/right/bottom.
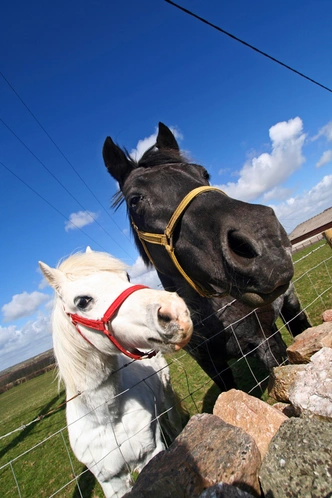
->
[[210, 282, 289, 307], [239, 283, 290, 307]]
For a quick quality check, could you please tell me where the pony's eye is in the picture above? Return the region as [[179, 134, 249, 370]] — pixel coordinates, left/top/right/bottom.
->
[[129, 195, 143, 211], [126, 272, 131, 282], [75, 296, 93, 310]]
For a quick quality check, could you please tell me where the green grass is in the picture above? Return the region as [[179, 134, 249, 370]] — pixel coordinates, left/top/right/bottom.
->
[[1, 240, 331, 497], [292, 241, 332, 325], [0, 370, 104, 497]]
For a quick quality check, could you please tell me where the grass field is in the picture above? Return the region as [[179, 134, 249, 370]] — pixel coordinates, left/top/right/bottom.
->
[[1, 240, 331, 497], [0, 370, 105, 497], [292, 241, 332, 325]]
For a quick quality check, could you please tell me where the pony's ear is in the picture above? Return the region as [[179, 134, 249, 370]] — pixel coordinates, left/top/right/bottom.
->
[[102, 136, 133, 187], [39, 262, 65, 291], [86, 246, 93, 253], [156, 122, 180, 151]]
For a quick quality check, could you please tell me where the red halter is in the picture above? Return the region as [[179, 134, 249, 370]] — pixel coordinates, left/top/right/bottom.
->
[[68, 284, 157, 361]]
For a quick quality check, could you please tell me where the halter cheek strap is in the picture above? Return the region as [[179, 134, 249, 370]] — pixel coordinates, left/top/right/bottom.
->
[[68, 284, 157, 361], [132, 186, 228, 298]]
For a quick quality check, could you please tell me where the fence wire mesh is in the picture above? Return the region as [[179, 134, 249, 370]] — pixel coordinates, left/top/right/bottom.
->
[[1, 240, 331, 497]]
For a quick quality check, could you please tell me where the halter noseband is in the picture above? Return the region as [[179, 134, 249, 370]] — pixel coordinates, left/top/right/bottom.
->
[[132, 186, 228, 298], [68, 284, 157, 360]]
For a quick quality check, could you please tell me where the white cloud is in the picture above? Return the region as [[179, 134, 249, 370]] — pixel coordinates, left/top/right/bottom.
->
[[263, 186, 293, 202], [312, 121, 332, 142], [128, 256, 162, 289], [130, 127, 183, 161], [215, 117, 306, 202], [0, 313, 52, 371], [65, 210, 97, 232], [316, 150, 332, 168], [38, 277, 49, 290], [271, 174, 332, 234], [44, 298, 55, 311], [2, 291, 49, 322], [218, 167, 231, 176], [37, 266, 49, 290], [130, 134, 157, 161]]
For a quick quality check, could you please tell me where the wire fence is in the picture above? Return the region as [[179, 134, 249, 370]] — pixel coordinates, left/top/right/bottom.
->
[[1, 240, 331, 497]]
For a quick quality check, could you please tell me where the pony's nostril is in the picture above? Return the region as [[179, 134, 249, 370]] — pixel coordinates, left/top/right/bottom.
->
[[157, 308, 172, 327], [227, 230, 258, 260]]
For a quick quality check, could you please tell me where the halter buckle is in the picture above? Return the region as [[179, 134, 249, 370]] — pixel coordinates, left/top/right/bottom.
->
[[164, 231, 174, 252]]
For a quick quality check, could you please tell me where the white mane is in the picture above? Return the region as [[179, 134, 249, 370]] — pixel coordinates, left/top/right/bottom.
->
[[52, 251, 128, 394], [52, 299, 107, 394]]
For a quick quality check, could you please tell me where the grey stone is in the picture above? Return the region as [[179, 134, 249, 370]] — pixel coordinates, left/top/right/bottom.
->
[[289, 347, 332, 420], [199, 482, 256, 497], [259, 417, 332, 498]]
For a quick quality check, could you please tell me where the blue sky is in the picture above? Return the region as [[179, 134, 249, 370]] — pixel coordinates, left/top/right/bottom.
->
[[1, 0, 332, 370]]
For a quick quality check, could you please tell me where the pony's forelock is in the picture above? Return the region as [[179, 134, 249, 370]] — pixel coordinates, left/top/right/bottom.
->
[[57, 250, 128, 280]]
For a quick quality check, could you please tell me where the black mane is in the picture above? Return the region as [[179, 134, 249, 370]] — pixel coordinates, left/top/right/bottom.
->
[[112, 145, 188, 209], [138, 145, 187, 168]]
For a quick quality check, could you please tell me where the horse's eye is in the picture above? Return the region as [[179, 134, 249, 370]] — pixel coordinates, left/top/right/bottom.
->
[[74, 296, 93, 310], [129, 195, 143, 211], [202, 169, 210, 181], [126, 272, 131, 282]]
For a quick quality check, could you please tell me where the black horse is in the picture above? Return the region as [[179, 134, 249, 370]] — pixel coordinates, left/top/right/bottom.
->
[[102, 123, 310, 390]]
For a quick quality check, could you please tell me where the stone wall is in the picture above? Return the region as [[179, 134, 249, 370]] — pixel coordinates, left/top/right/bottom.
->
[[124, 313, 332, 497]]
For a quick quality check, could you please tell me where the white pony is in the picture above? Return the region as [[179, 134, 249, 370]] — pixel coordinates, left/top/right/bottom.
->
[[39, 248, 193, 497]]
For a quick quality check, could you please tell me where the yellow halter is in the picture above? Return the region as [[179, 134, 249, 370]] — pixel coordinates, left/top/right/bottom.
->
[[132, 186, 228, 298]]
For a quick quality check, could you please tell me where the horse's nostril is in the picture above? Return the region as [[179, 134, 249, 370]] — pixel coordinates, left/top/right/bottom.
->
[[227, 230, 258, 260]]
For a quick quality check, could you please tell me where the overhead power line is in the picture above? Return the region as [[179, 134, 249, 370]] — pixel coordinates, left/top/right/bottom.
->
[[165, 0, 332, 94], [0, 160, 108, 252], [0, 116, 134, 260], [0, 70, 132, 243]]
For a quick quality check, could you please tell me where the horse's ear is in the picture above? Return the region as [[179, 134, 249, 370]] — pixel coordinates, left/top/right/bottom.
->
[[39, 261, 65, 291], [156, 122, 180, 151], [102, 136, 133, 187], [86, 246, 93, 253]]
